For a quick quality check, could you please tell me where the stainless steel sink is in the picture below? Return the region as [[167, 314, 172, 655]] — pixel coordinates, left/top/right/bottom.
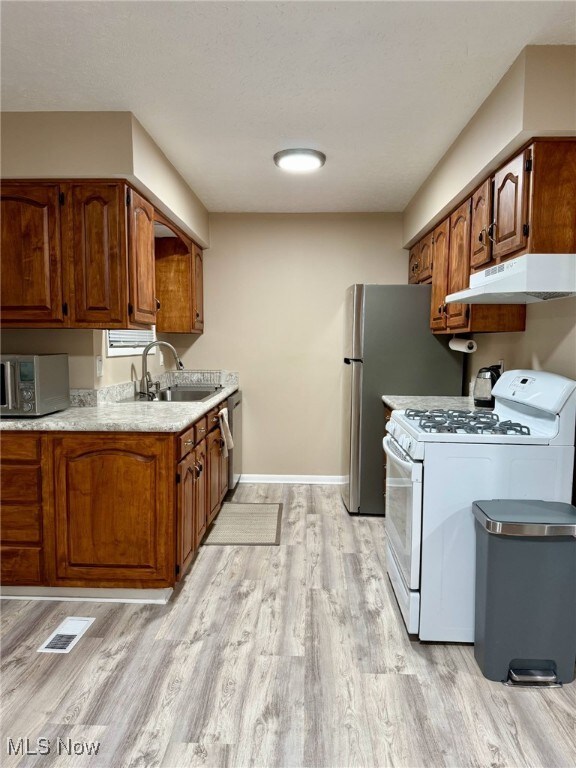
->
[[157, 386, 220, 402]]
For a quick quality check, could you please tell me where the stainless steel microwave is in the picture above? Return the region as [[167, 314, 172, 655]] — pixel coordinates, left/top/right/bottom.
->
[[0, 354, 70, 417]]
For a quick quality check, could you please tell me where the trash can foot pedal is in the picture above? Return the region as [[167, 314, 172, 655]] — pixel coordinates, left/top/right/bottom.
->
[[504, 668, 561, 687]]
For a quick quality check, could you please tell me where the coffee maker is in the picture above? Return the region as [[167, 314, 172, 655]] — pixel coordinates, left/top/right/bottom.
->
[[473, 365, 502, 408]]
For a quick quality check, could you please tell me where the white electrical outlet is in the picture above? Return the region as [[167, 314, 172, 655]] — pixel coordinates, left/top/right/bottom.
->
[[497, 359, 505, 373], [96, 355, 103, 378]]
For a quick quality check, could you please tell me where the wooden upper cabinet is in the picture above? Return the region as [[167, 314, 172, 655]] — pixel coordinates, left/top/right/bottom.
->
[[0, 184, 65, 325], [68, 183, 126, 326], [446, 199, 472, 331], [418, 233, 433, 283], [128, 190, 156, 327], [408, 237, 432, 285], [529, 140, 576, 254], [193, 244, 204, 332], [492, 150, 530, 261], [429, 219, 450, 332], [154, 216, 204, 335], [470, 179, 493, 271], [408, 245, 420, 284]]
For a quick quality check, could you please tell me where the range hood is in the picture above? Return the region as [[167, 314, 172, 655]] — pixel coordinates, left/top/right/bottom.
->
[[446, 254, 576, 304]]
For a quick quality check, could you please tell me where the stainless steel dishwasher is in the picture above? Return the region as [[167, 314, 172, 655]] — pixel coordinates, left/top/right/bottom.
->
[[227, 391, 242, 489]]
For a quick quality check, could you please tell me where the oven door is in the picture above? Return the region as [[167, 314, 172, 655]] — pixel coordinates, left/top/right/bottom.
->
[[382, 435, 423, 590]]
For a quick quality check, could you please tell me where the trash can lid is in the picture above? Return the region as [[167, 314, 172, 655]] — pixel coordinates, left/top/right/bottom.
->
[[473, 500, 576, 537]]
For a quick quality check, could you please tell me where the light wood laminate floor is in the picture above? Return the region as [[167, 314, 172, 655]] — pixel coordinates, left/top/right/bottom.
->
[[1, 484, 575, 768]]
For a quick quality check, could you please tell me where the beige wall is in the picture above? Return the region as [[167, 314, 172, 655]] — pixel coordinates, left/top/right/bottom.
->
[[1, 329, 97, 388], [0, 329, 165, 390], [160, 213, 406, 476], [0, 111, 210, 245], [403, 46, 576, 246], [470, 298, 576, 384], [131, 117, 209, 247]]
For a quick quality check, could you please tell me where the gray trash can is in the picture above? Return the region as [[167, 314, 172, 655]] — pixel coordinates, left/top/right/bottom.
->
[[473, 499, 576, 685]]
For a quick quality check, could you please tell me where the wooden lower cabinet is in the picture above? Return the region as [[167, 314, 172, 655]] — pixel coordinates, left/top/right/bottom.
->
[[51, 433, 175, 587], [207, 424, 229, 524], [0, 433, 46, 585], [1, 415, 230, 588]]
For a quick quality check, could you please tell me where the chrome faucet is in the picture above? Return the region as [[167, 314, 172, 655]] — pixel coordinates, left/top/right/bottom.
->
[[140, 341, 184, 399]]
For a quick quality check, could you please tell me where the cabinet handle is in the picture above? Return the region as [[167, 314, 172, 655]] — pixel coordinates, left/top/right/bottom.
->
[[155, 297, 161, 310], [197, 427, 206, 434], [487, 221, 496, 243], [184, 439, 194, 447], [196, 311, 200, 319], [212, 416, 219, 423], [478, 229, 485, 244]]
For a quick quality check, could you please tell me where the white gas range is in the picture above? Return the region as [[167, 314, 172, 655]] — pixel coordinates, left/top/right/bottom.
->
[[383, 369, 576, 642]]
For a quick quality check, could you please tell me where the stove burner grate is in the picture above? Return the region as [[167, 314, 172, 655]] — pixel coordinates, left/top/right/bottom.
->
[[404, 407, 531, 436]]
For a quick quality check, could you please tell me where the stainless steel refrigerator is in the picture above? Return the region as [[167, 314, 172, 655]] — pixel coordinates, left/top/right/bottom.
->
[[341, 284, 464, 515]]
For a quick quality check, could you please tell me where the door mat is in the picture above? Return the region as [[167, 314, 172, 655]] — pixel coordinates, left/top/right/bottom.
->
[[203, 503, 282, 546]]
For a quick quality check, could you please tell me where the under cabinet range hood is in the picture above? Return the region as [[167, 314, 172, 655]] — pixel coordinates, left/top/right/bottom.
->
[[446, 254, 576, 305]]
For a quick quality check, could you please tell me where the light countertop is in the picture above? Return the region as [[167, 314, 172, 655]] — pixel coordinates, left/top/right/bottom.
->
[[0, 385, 238, 433], [382, 394, 476, 411]]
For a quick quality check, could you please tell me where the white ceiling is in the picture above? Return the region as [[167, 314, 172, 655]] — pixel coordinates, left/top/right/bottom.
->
[[2, 1, 575, 213]]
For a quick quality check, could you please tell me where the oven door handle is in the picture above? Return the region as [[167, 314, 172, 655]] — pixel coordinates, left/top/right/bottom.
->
[[382, 435, 414, 470]]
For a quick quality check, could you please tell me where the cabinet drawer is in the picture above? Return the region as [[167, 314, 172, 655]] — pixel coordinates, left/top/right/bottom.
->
[[0, 505, 41, 544], [0, 465, 42, 504], [1, 434, 41, 462], [1, 546, 42, 584], [207, 408, 221, 432], [178, 417, 209, 459], [195, 417, 208, 444]]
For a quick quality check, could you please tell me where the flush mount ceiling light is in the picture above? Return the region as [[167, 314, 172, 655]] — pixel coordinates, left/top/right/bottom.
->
[[273, 148, 326, 173]]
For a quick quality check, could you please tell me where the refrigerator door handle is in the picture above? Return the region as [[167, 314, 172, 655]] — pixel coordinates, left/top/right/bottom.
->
[[344, 357, 363, 364]]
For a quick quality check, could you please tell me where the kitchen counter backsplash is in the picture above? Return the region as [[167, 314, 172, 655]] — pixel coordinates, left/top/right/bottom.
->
[[382, 394, 477, 411], [70, 369, 238, 407]]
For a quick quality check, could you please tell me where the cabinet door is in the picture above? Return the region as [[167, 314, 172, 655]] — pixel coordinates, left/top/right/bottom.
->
[[52, 434, 173, 586], [154, 235, 193, 333], [195, 442, 208, 544], [470, 179, 493, 271], [68, 183, 126, 326], [418, 233, 433, 283], [219, 437, 229, 503], [207, 428, 221, 523], [128, 189, 156, 326], [177, 450, 197, 579], [429, 219, 449, 331], [193, 245, 204, 332], [492, 150, 529, 260], [0, 184, 65, 324], [446, 199, 471, 331], [408, 245, 420, 284]]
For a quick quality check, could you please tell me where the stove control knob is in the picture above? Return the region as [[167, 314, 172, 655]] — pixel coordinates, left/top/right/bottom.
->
[[405, 438, 413, 453], [23, 402, 33, 412], [21, 389, 34, 401]]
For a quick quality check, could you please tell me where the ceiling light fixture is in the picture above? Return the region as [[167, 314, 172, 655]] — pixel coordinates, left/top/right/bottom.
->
[[273, 148, 326, 173]]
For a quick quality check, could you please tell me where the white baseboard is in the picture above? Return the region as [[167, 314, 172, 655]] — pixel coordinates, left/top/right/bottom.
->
[[239, 474, 345, 485], [0, 586, 173, 605]]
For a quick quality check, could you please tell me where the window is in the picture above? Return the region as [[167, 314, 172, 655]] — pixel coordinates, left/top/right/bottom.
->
[[106, 327, 156, 357]]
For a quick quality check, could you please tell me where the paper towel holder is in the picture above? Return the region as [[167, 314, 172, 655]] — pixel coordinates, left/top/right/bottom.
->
[[448, 335, 478, 354]]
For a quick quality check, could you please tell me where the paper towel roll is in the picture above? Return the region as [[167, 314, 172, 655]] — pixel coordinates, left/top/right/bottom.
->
[[449, 338, 477, 354]]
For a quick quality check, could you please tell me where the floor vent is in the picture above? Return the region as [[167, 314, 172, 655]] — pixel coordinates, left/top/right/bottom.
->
[[37, 616, 95, 654]]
